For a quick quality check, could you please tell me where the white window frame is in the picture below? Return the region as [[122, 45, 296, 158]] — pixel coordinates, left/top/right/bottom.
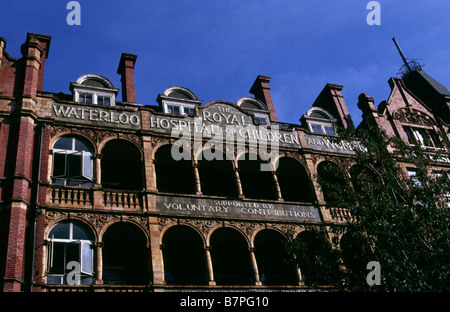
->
[[52, 137, 94, 185], [47, 222, 94, 285], [308, 121, 336, 135]]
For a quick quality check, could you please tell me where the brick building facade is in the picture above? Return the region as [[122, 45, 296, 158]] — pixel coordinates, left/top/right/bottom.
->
[[0, 33, 448, 292]]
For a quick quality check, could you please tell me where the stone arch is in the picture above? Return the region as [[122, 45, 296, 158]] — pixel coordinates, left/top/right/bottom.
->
[[101, 221, 150, 285], [275, 156, 316, 202], [209, 226, 253, 285], [154, 143, 196, 194], [100, 139, 144, 190], [161, 224, 208, 285]]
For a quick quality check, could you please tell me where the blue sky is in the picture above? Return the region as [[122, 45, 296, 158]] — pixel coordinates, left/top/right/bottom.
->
[[1, 1, 449, 126]]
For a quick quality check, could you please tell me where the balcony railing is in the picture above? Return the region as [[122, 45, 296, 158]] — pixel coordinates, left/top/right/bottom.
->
[[47, 185, 144, 211]]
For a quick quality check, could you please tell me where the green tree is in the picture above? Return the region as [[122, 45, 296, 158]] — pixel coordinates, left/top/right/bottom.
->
[[286, 124, 450, 291]]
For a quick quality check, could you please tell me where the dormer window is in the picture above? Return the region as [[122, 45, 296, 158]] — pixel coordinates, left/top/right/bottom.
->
[[78, 93, 92, 104], [237, 97, 270, 125], [157, 86, 202, 116], [97, 95, 111, 106], [167, 105, 181, 115], [301, 107, 337, 135], [70, 74, 118, 106]]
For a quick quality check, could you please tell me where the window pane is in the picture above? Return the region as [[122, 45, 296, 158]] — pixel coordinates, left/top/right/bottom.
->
[[255, 117, 267, 124], [49, 222, 71, 239], [54, 137, 73, 150], [49, 242, 66, 274], [53, 153, 67, 177], [68, 153, 82, 178], [82, 152, 93, 180], [74, 138, 93, 153], [324, 126, 335, 135], [168, 105, 180, 114], [66, 242, 81, 266], [80, 241, 93, 275], [310, 124, 323, 133], [80, 94, 92, 104], [72, 222, 94, 240]]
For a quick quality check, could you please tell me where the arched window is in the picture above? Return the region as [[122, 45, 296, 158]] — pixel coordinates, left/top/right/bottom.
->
[[102, 223, 149, 285], [155, 145, 196, 194], [210, 227, 253, 285], [254, 230, 297, 285], [47, 220, 95, 285], [162, 225, 207, 285], [198, 149, 237, 197], [276, 157, 315, 202], [238, 153, 277, 200], [52, 135, 94, 187], [101, 140, 143, 190]]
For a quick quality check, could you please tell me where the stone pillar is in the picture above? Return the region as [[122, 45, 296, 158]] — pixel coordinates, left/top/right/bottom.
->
[[193, 162, 202, 195], [249, 248, 262, 286], [94, 154, 101, 186], [205, 246, 216, 286], [149, 221, 165, 285], [272, 172, 283, 201], [234, 168, 244, 198], [95, 242, 104, 284]]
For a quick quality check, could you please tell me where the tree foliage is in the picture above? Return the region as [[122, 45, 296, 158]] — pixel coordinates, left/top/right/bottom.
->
[[285, 124, 450, 291]]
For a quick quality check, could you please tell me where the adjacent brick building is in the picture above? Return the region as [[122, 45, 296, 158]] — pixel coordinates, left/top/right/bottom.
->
[[0, 33, 448, 292]]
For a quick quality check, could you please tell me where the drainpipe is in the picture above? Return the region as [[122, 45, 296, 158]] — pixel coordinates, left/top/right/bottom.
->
[[30, 121, 45, 292]]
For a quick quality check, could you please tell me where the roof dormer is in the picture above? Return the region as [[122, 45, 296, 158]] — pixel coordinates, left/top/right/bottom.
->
[[157, 86, 202, 115], [70, 73, 119, 106]]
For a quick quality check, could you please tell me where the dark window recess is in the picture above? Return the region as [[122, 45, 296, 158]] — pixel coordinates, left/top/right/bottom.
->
[[276, 157, 314, 202], [238, 153, 277, 200], [162, 225, 207, 285], [155, 145, 196, 194], [210, 228, 253, 285], [198, 153, 237, 197], [101, 140, 142, 190], [102, 223, 149, 285]]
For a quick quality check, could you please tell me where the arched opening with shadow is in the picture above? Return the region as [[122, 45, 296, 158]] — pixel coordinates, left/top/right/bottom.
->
[[254, 229, 297, 285], [238, 153, 277, 200], [197, 149, 237, 197], [210, 227, 253, 285], [317, 161, 349, 205], [294, 230, 341, 286], [276, 157, 315, 202], [102, 222, 149, 285], [155, 144, 196, 194], [340, 231, 373, 288], [101, 139, 143, 190], [162, 225, 207, 285]]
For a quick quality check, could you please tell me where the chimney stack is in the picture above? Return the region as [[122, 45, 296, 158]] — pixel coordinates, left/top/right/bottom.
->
[[20, 33, 51, 97], [117, 53, 137, 103], [249, 75, 278, 122]]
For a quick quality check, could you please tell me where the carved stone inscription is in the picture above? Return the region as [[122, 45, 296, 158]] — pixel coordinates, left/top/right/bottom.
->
[[52, 103, 141, 129], [305, 133, 367, 155], [156, 195, 322, 223]]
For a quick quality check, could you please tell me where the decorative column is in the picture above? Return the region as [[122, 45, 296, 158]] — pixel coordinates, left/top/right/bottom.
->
[[205, 246, 216, 286], [249, 248, 262, 286], [94, 242, 104, 284], [94, 154, 101, 186], [297, 265, 305, 286], [272, 172, 283, 201], [234, 167, 244, 198], [193, 162, 202, 195]]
